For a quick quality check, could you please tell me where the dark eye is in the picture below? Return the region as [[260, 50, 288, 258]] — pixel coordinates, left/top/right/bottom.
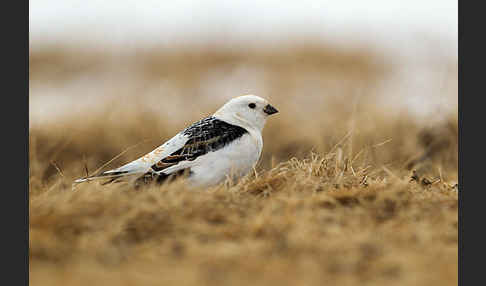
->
[[248, 103, 256, 109]]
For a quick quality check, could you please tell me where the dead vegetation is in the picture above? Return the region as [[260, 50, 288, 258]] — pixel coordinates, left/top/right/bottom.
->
[[29, 45, 457, 286]]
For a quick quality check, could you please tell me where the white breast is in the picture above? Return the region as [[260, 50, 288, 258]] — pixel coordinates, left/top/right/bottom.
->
[[187, 131, 263, 187]]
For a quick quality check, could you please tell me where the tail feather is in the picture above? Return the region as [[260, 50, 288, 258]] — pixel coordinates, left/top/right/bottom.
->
[[73, 170, 138, 184], [74, 167, 191, 186]]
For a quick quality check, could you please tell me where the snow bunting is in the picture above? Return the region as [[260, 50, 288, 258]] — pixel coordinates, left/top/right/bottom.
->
[[74, 95, 278, 187]]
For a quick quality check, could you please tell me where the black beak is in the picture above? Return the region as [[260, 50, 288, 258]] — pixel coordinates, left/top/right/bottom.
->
[[263, 104, 279, 115]]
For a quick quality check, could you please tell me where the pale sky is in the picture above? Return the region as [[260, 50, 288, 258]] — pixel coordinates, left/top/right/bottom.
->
[[30, 0, 457, 58]]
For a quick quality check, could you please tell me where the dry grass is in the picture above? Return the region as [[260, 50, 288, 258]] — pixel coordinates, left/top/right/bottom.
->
[[29, 45, 458, 286]]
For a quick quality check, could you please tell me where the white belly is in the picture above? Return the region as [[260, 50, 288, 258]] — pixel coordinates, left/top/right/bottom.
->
[[187, 133, 262, 187]]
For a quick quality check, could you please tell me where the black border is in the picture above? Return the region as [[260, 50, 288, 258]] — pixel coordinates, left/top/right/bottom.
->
[[458, 0, 462, 284], [1, 0, 29, 283], [459, 1, 483, 285], [7, 0, 30, 284]]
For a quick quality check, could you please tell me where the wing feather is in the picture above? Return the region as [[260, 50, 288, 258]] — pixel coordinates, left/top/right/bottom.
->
[[74, 132, 189, 183], [109, 133, 189, 173], [150, 117, 248, 176]]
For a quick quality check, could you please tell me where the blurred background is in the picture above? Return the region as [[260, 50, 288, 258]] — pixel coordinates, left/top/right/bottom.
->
[[30, 0, 457, 123], [29, 3, 458, 285], [29, 0, 458, 182]]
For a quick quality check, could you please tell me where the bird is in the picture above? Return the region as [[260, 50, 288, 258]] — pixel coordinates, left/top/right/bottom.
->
[[74, 95, 279, 188]]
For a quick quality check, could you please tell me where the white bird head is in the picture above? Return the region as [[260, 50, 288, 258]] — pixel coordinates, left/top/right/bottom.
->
[[213, 95, 279, 131]]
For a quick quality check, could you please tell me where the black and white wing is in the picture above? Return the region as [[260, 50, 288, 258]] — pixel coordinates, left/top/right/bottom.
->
[[74, 116, 248, 185], [148, 116, 248, 181]]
